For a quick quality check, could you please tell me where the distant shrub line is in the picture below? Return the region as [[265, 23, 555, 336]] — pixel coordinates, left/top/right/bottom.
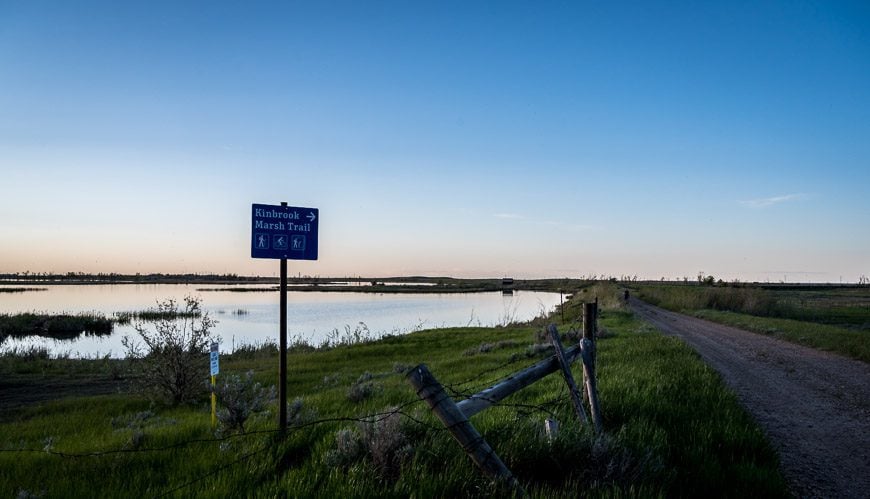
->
[[638, 285, 779, 316]]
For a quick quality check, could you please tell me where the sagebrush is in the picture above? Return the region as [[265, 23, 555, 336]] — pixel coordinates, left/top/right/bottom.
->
[[122, 296, 217, 405]]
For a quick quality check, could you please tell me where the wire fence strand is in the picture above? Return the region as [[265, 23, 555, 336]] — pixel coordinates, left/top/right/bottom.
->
[[1, 321, 587, 497]]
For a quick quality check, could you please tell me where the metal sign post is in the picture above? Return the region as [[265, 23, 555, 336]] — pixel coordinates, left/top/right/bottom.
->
[[251, 202, 319, 435], [279, 226, 287, 434]]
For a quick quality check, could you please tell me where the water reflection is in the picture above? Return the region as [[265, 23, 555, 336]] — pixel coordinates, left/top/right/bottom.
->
[[0, 284, 560, 358]]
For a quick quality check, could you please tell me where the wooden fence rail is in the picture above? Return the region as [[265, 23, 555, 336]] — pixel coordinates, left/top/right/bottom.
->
[[454, 341, 583, 418], [406, 302, 602, 491]]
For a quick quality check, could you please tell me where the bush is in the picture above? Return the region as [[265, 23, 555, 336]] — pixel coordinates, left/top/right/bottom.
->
[[122, 296, 217, 405], [347, 372, 380, 403], [326, 410, 412, 481], [358, 411, 412, 480], [213, 371, 275, 433], [286, 397, 316, 427]]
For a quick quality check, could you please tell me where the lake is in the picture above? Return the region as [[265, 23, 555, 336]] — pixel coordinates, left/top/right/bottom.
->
[[0, 284, 561, 358]]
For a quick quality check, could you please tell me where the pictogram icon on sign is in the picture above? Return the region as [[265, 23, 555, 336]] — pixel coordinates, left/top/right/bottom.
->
[[273, 235, 288, 250], [255, 233, 269, 249]]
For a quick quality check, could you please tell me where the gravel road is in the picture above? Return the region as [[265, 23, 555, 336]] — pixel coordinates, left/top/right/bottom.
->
[[630, 298, 870, 498]]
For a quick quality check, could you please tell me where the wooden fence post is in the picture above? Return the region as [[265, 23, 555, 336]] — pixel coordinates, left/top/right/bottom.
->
[[583, 302, 597, 340], [581, 302, 602, 433], [407, 364, 526, 496], [581, 302, 594, 402], [547, 324, 589, 424]]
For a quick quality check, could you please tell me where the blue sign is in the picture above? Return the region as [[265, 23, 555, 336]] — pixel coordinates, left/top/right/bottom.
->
[[251, 203, 319, 260]]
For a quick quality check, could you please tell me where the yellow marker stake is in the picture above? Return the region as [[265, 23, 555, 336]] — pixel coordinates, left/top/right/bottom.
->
[[211, 375, 217, 429]]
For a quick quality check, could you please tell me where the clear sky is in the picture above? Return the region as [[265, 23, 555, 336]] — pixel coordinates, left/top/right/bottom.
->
[[1, 1, 868, 282]]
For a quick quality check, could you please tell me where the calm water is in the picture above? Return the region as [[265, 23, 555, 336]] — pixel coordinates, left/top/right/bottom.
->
[[0, 284, 560, 358]]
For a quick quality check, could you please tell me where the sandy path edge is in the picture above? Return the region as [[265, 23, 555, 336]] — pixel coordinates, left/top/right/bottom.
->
[[630, 298, 870, 498]]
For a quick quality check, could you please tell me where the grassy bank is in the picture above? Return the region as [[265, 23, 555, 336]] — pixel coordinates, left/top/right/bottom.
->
[[692, 310, 870, 363], [635, 284, 870, 362], [635, 283, 870, 328], [0, 291, 786, 497]]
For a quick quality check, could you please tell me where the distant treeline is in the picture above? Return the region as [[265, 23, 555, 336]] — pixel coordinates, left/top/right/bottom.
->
[[0, 273, 590, 292], [0, 272, 266, 284]]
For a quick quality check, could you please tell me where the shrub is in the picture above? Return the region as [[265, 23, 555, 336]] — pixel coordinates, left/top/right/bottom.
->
[[392, 362, 413, 374], [326, 428, 365, 468], [326, 410, 413, 481], [286, 397, 317, 427], [463, 340, 521, 356], [347, 372, 380, 403], [213, 371, 276, 433], [358, 411, 412, 480], [122, 296, 217, 405]]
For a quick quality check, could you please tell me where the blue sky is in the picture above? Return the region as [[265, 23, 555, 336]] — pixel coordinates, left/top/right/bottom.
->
[[1, 1, 868, 281]]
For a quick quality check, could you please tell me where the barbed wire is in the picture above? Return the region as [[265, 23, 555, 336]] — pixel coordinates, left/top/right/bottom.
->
[[440, 322, 574, 394], [0, 398, 437, 459], [443, 319, 585, 399], [155, 441, 272, 498], [443, 354, 532, 397], [1, 325, 588, 497]]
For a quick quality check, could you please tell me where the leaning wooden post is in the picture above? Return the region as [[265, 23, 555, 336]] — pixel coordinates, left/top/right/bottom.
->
[[547, 324, 589, 424], [407, 364, 526, 496]]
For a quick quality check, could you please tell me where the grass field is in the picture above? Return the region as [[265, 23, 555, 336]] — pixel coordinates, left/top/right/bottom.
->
[[691, 310, 870, 363], [0, 286, 787, 497], [634, 283, 870, 363]]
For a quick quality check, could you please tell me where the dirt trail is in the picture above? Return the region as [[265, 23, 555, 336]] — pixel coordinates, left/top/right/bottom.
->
[[630, 298, 870, 498]]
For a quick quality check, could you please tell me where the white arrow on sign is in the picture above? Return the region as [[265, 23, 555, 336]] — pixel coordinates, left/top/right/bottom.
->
[[307, 212, 316, 222]]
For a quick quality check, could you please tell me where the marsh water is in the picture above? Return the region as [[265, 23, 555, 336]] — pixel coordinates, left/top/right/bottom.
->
[[0, 284, 561, 358]]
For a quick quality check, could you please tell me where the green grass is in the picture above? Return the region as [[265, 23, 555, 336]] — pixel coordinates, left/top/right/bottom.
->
[[0, 297, 787, 497], [635, 284, 870, 363], [692, 309, 870, 363], [635, 283, 870, 328]]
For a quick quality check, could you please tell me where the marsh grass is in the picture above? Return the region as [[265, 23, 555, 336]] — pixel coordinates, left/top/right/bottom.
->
[[0, 312, 113, 342], [0, 302, 208, 344], [0, 288, 787, 497], [112, 309, 201, 325]]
